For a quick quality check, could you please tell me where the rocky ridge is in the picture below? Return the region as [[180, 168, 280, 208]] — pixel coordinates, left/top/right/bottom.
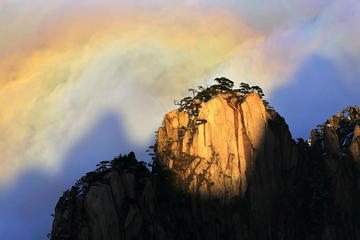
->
[[50, 79, 360, 240]]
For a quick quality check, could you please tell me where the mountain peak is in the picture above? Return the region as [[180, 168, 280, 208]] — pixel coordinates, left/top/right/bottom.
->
[[50, 79, 360, 240], [156, 90, 293, 200]]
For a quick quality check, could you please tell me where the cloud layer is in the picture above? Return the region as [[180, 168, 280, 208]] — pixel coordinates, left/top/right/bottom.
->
[[0, 0, 359, 186]]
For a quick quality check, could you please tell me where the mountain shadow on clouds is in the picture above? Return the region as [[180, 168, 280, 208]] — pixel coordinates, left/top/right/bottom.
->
[[0, 112, 149, 240], [60, 113, 140, 180], [270, 54, 360, 139]]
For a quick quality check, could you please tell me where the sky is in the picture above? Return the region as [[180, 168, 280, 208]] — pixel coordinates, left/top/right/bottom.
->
[[0, 0, 359, 239]]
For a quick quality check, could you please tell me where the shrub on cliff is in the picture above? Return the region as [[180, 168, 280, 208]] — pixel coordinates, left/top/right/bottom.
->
[[175, 77, 270, 119]]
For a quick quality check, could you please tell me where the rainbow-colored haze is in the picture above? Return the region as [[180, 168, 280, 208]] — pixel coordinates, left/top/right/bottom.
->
[[0, 0, 360, 187]]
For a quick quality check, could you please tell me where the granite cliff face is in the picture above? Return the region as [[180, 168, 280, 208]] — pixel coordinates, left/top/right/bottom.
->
[[50, 81, 360, 240], [157, 93, 297, 199], [155, 92, 299, 239]]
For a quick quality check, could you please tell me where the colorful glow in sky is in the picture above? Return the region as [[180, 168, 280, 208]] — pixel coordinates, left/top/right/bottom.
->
[[0, 0, 360, 238]]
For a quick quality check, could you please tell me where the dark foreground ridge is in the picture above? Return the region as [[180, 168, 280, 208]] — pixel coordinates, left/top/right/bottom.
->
[[50, 78, 360, 240]]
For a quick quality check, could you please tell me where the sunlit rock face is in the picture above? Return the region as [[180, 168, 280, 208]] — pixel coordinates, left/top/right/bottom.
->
[[157, 93, 297, 200], [156, 93, 299, 239]]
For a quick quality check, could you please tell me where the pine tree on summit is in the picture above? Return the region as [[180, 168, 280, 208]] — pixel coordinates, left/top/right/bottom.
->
[[174, 78, 272, 117], [239, 82, 251, 94], [250, 86, 265, 98], [214, 77, 234, 89]]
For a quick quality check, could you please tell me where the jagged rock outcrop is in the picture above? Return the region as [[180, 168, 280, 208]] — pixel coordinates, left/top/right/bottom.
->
[[305, 107, 360, 239], [51, 153, 159, 240], [156, 93, 299, 239], [157, 93, 297, 198], [50, 80, 360, 240]]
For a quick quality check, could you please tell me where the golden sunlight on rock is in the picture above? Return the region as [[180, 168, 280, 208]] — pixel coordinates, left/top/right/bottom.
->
[[157, 93, 297, 199]]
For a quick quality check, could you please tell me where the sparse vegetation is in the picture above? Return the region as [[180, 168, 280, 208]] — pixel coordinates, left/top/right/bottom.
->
[[173, 77, 272, 138], [55, 152, 149, 210], [49, 152, 150, 240], [308, 106, 360, 154], [291, 105, 360, 238], [175, 77, 270, 119]]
